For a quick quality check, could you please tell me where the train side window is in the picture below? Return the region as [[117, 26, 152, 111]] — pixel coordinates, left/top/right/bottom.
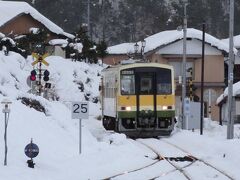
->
[[121, 75, 135, 95], [157, 69, 172, 94]]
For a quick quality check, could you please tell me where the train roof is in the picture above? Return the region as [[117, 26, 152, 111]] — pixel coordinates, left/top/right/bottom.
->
[[102, 62, 174, 73]]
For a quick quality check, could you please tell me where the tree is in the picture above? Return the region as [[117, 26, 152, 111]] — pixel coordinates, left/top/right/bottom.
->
[[15, 28, 48, 55], [96, 40, 108, 64]]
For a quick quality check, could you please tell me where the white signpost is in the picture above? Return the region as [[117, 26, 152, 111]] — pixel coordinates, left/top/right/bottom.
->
[[71, 102, 89, 154], [204, 89, 217, 119]]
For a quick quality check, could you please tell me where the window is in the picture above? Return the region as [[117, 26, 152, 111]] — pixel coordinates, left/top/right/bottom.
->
[[140, 76, 153, 94], [121, 75, 135, 95], [157, 69, 172, 94]]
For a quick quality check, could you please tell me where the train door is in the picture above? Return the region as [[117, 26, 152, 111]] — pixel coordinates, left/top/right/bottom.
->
[[135, 69, 157, 128]]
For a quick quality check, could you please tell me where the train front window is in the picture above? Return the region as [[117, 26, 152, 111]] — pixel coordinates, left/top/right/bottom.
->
[[140, 76, 153, 94], [157, 69, 172, 94], [121, 75, 135, 95]]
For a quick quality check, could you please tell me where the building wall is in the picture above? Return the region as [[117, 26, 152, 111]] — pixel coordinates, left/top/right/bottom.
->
[[103, 54, 129, 65], [194, 55, 224, 83], [0, 14, 58, 40], [157, 39, 222, 55]]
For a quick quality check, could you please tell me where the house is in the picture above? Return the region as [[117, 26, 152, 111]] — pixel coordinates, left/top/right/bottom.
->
[[106, 28, 236, 121], [0, 1, 74, 57], [216, 82, 240, 124], [221, 35, 240, 83]]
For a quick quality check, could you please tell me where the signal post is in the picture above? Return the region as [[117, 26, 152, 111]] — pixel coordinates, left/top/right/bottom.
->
[[30, 53, 51, 96]]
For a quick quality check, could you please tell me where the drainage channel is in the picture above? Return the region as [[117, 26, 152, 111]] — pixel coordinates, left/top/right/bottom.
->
[[165, 155, 198, 162]]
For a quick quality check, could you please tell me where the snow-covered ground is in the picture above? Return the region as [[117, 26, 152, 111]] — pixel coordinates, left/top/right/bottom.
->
[[0, 51, 240, 180]]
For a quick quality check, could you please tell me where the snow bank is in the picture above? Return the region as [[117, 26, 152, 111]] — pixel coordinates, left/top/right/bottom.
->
[[0, 50, 158, 179]]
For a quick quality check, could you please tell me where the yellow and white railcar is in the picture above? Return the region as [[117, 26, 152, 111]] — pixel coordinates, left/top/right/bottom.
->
[[101, 62, 175, 137]]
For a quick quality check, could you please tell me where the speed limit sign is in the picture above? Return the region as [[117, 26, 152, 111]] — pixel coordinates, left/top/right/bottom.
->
[[71, 102, 89, 155], [72, 102, 89, 119]]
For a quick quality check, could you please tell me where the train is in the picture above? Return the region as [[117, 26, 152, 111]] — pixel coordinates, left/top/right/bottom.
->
[[100, 61, 176, 138]]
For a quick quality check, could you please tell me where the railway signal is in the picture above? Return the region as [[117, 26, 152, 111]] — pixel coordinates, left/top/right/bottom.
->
[[31, 52, 51, 96], [43, 70, 50, 82], [30, 70, 37, 81], [31, 53, 49, 66]]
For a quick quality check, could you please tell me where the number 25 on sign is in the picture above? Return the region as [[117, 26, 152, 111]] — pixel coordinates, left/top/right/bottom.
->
[[72, 102, 89, 119], [71, 102, 89, 154]]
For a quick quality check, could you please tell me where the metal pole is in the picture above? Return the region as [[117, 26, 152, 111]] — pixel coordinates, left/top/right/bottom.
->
[[227, 0, 235, 139], [79, 119, 82, 154], [208, 90, 212, 119], [200, 23, 205, 135], [39, 61, 42, 96], [4, 112, 7, 166], [182, 2, 187, 129]]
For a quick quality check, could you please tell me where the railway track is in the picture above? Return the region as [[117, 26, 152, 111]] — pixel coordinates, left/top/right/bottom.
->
[[160, 139, 235, 180], [136, 138, 235, 180], [102, 138, 235, 180]]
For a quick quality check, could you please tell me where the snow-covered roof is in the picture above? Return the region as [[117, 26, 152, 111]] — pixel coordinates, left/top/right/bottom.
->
[[0, 1, 74, 39], [108, 28, 235, 55], [216, 81, 240, 104], [49, 39, 68, 46], [221, 35, 240, 49]]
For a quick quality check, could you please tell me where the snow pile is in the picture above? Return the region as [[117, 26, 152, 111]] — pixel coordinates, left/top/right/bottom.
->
[[108, 28, 235, 55], [0, 51, 157, 179]]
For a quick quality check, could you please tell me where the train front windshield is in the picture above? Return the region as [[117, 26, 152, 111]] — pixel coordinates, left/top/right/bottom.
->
[[121, 68, 172, 95]]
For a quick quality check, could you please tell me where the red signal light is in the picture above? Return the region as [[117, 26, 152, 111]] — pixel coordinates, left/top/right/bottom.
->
[[30, 75, 36, 81], [30, 70, 37, 81]]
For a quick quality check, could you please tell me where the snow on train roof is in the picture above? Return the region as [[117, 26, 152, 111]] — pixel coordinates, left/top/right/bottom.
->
[[0, 1, 74, 39], [108, 28, 234, 55]]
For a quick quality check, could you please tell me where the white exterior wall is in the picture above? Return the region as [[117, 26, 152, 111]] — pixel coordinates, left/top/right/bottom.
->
[[54, 46, 66, 58], [236, 101, 240, 115], [156, 39, 222, 55]]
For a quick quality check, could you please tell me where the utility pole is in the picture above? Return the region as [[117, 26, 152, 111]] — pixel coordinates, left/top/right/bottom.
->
[[87, 0, 90, 38], [182, 1, 187, 129], [101, 0, 105, 41], [227, 0, 235, 139], [200, 23, 206, 135]]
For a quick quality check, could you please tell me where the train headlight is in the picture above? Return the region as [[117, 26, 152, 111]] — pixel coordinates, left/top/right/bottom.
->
[[162, 106, 168, 110], [126, 106, 131, 111]]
